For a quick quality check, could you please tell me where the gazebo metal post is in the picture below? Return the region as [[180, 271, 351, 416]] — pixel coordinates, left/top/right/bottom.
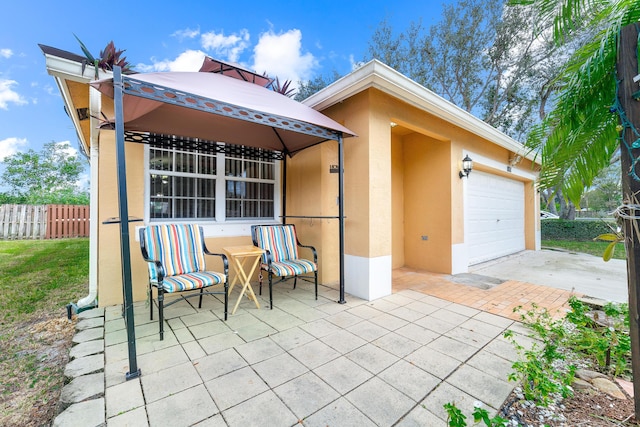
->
[[338, 134, 346, 304], [113, 66, 140, 380], [282, 157, 287, 224]]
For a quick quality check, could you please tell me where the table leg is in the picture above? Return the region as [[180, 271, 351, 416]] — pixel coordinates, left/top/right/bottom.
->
[[230, 255, 262, 315]]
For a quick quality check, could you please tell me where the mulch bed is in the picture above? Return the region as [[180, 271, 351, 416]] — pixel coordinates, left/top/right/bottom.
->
[[500, 386, 637, 426]]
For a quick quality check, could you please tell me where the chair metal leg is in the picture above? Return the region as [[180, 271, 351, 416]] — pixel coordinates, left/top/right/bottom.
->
[[259, 272, 263, 295], [198, 288, 204, 308], [223, 281, 228, 320], [158, 289, 165, 341], [314, 271, 318, 300], [150, 283, 154, 321], [269, 272, 273, 309], [293, 276, 297, 289]]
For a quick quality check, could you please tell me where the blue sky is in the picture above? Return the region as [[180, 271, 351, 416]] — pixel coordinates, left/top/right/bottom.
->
[[0, 0, 449, 177]]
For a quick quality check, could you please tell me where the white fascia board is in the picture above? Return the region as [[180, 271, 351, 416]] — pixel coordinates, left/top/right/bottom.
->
[[304, 60, 538, 164], [43, 53, 111, 83]]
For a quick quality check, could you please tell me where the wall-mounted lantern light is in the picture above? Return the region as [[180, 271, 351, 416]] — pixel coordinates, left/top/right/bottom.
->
[[459, 155, 473, 179]]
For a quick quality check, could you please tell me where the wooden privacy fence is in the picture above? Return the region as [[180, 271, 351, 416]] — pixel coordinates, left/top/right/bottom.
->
[[46, 205, 89, 239], [0, 204, 89, 240]]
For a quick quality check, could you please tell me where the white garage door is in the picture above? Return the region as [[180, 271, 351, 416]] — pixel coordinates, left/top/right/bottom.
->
[[466, 171, 525, 265]]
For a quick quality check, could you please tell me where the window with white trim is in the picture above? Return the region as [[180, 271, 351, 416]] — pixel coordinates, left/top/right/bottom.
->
[[148, 142, 277, 222]]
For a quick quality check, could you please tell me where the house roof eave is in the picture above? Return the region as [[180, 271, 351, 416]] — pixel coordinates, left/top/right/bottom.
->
[[304, 59, 538, 165], [41, 46, 112, 157]]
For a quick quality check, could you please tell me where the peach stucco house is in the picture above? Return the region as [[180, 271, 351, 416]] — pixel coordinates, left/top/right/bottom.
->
[[41, 45, 539, 309]]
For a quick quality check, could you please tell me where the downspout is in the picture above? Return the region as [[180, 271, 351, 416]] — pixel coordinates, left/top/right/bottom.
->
[[73, 84, 101, 312]]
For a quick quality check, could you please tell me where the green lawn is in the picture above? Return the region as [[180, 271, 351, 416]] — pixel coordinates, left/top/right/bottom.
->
[[0, 238, 89, 325], [542, 239, 626, 260]]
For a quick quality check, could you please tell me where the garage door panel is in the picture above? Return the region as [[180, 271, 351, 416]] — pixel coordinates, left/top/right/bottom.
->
[[466, 171, 525, 265]]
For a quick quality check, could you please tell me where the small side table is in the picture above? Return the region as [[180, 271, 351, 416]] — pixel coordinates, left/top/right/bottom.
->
[[222, 245, 265, 314]]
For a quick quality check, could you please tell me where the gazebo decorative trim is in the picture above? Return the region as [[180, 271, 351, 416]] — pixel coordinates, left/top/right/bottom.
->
[[124, 131, 287, 161]]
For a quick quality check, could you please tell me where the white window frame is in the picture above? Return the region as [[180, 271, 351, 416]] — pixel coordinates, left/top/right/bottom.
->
[[143, 144, 282, 237]]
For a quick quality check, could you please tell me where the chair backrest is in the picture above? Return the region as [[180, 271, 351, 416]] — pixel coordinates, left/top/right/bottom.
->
[[141, 224, 206, 280], [252, 225, 299, 263]]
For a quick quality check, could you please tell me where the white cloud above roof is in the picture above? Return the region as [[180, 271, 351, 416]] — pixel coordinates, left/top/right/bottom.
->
[[0, 79, 27, 109], [0, 48, 13, 59], [0, 137, 27, 160], [201, 29, 250, 63], [137, 49, 206, 72], [135, 28, 318, 90], [252, 29, 317, 88]]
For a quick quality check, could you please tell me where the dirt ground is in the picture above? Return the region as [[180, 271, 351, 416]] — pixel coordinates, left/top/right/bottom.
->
[[0, 314, 75, 427]]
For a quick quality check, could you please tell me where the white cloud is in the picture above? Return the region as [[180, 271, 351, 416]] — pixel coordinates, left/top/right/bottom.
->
[[137, 49, 206, 72], [0, 49, 13, 59], [172, 27, 200, 41], [201, 29, 250, 63], [252, 29, 317, 88], [76, 171, 90, 191], [0, 137, 28, 161], [0, 79, 27, 109]]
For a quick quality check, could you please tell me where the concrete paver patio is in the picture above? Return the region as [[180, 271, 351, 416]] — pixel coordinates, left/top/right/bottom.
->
[[57, 271, 554, 427]]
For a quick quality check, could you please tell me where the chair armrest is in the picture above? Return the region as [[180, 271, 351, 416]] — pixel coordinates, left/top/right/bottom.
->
[[263, 249, 274, 266], [141, 257, 166, 282], [203, 247, 229, 277], [139, 231, 166, 281], [298, 243, 318, 264]]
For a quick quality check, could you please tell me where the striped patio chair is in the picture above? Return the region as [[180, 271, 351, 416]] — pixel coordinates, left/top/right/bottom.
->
[[139, 224, 228, 340], [251, 224, 318, 309]]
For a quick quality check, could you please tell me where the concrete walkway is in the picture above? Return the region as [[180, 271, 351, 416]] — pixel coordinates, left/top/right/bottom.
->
[[55, 281, 539, 427], [470, 249, 628, 303]]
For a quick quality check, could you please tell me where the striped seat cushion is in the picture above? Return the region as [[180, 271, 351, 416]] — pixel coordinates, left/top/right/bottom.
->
[[142, 224, 206, 281], [253, 225, 299, 263], [160, 271, 226, 293], [263, 259, 317, 277]]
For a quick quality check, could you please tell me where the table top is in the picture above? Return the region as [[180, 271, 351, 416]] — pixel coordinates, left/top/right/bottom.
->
[[222, 245, 265, 257]]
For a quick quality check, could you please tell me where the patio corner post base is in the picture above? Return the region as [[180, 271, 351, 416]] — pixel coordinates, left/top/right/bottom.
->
[[126, 369, 142, 380]]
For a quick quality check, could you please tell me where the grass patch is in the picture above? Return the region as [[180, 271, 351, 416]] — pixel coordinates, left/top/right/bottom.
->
[[0, 238, 88, 426], [0, 239, 89, 325], [542, 239, 626, 260]]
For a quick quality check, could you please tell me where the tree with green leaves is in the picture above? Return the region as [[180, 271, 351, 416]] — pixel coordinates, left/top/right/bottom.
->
[[364, 0, 591, 218], [294, 71, 342, 102], [365, 0, 574, 142], [510, 0, 640, 416], [582, 162, 622, 215], [1, 141, 89, 205]]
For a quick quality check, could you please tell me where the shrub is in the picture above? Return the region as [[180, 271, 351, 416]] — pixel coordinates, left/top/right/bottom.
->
[[541, 219, 615, 241]]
